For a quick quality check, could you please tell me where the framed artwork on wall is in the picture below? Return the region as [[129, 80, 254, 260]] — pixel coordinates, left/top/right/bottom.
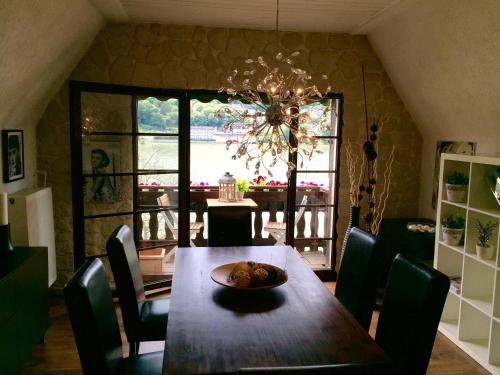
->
[[432, 141, 476, 209], [82, 140, 120, 203], [2, 129, 25, 183]]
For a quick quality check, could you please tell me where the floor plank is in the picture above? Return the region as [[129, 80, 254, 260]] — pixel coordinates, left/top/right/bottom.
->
[[21, 284, 489, 374]]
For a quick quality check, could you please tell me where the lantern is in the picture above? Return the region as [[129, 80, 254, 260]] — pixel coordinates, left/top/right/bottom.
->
[[218, 172, 236, 202]]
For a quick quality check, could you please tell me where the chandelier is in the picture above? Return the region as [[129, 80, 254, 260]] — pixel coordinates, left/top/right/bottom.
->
[[217, 0, 333, 178]]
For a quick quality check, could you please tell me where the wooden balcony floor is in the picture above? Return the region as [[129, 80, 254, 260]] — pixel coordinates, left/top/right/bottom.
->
[[139, 248, 329, 275]]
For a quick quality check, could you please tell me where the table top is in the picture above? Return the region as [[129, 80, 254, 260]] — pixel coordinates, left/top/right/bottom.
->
[[206, 198, 258, 208], [163, 246, 390, 374]]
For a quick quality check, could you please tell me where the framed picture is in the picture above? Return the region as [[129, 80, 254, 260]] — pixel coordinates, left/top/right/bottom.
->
[[432, 141, 476, 208], [82, 141, 120, 202], [2, 130, 24, 183]]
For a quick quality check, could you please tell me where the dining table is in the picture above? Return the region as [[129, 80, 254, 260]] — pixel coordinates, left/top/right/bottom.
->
[[163, 245, 390, 374]]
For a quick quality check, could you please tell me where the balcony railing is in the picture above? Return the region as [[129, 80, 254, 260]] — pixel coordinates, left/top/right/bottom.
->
[[137, 186, 331, 253]]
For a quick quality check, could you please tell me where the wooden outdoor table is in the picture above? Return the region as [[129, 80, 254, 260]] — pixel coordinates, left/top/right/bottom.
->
[[163, 245, 390, 374]]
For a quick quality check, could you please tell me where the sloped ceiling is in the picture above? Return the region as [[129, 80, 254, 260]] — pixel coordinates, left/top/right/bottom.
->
[[367, 0, 500, 217], [0, 0, 104, 130], [0, 0, 104, 190]]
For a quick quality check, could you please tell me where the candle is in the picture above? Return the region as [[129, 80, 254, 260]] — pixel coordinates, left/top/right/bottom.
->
[[0, 192, 8, 225]]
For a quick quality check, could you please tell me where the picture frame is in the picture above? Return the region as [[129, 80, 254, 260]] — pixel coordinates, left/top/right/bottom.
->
[[82, 140, 120, 203], [2, 129, 24, 183]]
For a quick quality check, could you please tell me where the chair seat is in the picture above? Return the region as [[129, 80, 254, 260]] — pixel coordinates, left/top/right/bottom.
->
[[134, 298, 170, 342], [264, 221, 286, 231], [190, 222, 204, 231], [120, 351, 163, 375]]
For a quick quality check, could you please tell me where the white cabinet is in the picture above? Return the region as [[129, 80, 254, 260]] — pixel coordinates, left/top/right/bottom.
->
[[8, 187, 57, 286], [435, 154, 500, 374]]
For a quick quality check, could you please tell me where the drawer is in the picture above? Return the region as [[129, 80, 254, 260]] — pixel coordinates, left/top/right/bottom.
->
[[0, 273, 16, 326]]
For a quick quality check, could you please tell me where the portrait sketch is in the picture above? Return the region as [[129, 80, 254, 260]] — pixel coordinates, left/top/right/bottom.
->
[[83, 141, 120, 202], [432, 141, 476, 209], [2, 130, 24, 183]]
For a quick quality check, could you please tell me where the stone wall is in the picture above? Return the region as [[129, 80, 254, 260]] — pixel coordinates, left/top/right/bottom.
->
[[37, 23, 422, 286]]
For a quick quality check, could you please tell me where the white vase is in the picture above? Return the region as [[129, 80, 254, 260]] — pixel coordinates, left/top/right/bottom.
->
[[236, 191, 244, 200], [445, 184, 468, 203], [442, 227, 464, 246], [476, 244, 495, 260]]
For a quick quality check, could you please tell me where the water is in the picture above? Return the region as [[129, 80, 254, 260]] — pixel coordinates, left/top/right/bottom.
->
[[138, 139, 336, 186]]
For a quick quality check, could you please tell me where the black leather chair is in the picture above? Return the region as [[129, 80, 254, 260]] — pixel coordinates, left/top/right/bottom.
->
[[208, 206, 252, 246], [238, 363, 378, 374], [63, 258, 163, 375], [106, 225, 170, 356], [375, 253, 449, 375], [335, 228, 382, 331]]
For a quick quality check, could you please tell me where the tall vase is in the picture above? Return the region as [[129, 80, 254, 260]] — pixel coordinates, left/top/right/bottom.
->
[[339, 206, 361, 263]]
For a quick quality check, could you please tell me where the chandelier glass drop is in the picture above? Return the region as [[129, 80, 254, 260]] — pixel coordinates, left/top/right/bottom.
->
[[216, 1, 333, 178]]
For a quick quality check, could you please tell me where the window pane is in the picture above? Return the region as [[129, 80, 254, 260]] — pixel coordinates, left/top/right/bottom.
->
[[84, 176, 133, 216], [138, 136, 178, 171], [297, 138, 337, 172], [84, 214, 134, 257], [137, 97, 179, 134], [82, 92, 133, 134]]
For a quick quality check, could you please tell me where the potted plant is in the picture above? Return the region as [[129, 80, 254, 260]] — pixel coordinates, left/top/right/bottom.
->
[[442, 214, 465, 246], [475, 219, 497, 259], [235, 178, 250, 200], [445, 172, 469, 203]]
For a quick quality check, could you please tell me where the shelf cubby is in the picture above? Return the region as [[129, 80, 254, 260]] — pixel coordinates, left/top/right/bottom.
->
[[441, 160, 471, 204], [469, 162, 500, 217], [440, 292, 460, 338], [464, 210, 499, 268], [436, 243, 463, 278], [491, 320, 500, 366], [459, 301, 491, 363], [462, 257, 495, 315], [494, 271, 500, 319]]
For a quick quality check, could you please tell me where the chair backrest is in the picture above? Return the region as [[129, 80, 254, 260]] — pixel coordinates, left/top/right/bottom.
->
[[375, 253, 450, 375], [294, 195, 308, 227], [335, 228, 382, 331], [238, 363, 375, 374], [208, 206, 252, 246], [106, 224, 145, 340], [157, 194, 178, 237], [63, 258, 123, 375]]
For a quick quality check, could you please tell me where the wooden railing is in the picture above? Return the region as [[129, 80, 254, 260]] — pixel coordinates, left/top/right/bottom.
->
[[137, 186, 330, 252]]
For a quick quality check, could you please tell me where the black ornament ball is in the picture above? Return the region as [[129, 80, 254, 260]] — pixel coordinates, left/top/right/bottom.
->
[[370, 124, 378, 132], [369, 178, 377, 185], [357, 194, 363, 201], [370, 134, 377, 141], [359, 185, 365, 192], [366, 187, 373, 194]]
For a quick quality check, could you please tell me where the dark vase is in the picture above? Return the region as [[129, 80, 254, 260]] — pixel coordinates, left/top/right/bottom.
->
[[0, 223, 14, 254], [339, 206, 361, 263]]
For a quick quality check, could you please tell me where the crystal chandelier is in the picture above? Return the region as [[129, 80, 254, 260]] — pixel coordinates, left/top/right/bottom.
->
[[217, 0, 333, 178]]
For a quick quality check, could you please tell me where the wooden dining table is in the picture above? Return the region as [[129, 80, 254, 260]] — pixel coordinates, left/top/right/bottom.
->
[[163, 245, 390, 374]]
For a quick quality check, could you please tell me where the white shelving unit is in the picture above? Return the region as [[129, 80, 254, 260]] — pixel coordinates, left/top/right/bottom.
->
[[435, 154, 500, 374]]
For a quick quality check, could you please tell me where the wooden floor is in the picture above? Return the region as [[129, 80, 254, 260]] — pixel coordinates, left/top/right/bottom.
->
[[20, 284, 489, 375]]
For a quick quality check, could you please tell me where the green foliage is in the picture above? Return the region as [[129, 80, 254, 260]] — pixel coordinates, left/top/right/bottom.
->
[[236, 178, 250, 192], [442, 215, 465, 229], [475, 219, 496, 247], [445, 171, 469, 185]]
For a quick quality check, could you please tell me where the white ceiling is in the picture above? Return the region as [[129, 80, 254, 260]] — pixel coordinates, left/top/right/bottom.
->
[[90, 0, 408, 33]]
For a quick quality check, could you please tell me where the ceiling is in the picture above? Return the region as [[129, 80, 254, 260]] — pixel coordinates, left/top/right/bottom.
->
[[90, 0, 408, 33]]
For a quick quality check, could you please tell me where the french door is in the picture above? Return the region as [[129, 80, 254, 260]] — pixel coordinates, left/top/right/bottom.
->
[[70, 82, 343, 281]]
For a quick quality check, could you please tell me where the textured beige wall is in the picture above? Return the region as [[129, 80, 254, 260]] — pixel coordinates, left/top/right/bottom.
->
[[0, 0, 104, 193], [38, 23, 422, 284], [368, 0, 500, 219]]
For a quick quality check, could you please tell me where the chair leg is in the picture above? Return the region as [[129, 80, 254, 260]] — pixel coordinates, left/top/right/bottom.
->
[[129, 341, 139, 356]]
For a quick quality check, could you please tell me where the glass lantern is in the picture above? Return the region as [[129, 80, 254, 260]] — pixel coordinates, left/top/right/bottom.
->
[[218, 172, 236, 202]]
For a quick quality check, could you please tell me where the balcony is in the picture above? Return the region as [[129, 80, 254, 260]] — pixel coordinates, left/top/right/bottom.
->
[[137, 185, 332, 274]]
